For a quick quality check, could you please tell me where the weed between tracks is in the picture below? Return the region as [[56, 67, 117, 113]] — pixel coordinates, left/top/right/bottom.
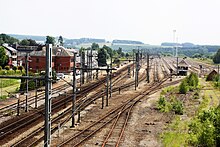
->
[[160, 74, 220, 146]]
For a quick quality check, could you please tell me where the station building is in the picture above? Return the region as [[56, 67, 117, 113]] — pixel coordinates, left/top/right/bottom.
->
[[177, 59, 189, 76]]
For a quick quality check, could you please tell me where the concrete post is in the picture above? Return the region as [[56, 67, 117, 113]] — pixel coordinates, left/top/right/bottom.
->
[[25, 53, 29, 112], [72, 53, 76, 127], [44, 44, 52, 147]]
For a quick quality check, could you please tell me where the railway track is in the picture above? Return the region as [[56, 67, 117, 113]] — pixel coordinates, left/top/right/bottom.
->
[[0, 83, 71, 116], [11, 68, 147, 147], [0, 63, 135, 146], [56, 76, 183, 147], [1, 58, 174, 146]]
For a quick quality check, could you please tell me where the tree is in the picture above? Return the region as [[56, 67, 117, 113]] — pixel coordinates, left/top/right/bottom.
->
[[102, 45, 112, 58], [0, 46, 8, 68], [213, 49, 220, 64], [125, 53, 130, 58], [0, 34, 19, 45], [117, 47, 123, 55], [27, 39, 38, 46], [46, 36, 55, 45], [20, 39, 30, 46], [179, 80, 188, 94], [20, 39, 38, 46], [91, 43, 99, 50], [97, 48, 107, 66], [58, 36, 64, 46]]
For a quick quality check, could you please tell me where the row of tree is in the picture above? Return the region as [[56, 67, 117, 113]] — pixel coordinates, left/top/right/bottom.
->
[[80, 43, 129, 67], [0, 34, 64, 47]]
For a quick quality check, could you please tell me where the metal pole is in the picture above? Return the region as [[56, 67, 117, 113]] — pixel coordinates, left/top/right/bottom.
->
[[17, 98, 20, 116], [82, 51, 85, 84], [128, 66, 130, 77], [133, 49, 135, 77], [72, 53, 76, 127], [110, 55, 112, 98], [135, 53, 137, 90], [106, 65, 109, 106], [218, 65, 220, 88], [35, 79, 37, 108], [96, 69, 98, 80], [77, 109, 80, 123], [147, 54, 150, 83], [80, 50, 83, 86], [44, 44, 52, 147], [86, 49, 89, 83], [137, 50, 139, 87], [90, 47, 93, 81], [25, 53, 29, 112], [102, 95, 104, 109], [177, 57, 179, 75]]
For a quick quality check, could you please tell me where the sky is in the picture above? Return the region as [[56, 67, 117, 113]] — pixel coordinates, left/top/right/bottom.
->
[[0, 0, 220, 45]]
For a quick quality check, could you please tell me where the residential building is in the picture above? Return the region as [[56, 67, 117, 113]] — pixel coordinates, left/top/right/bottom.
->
[[2, 43, 17, 67], [17, 46, 77, 73]]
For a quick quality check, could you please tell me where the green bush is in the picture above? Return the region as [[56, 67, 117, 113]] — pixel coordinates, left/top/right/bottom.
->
[[186, 72, 199, 88], [172, 100, 184, 115], [12, 66, 17, 72], [179, 80, 188, 94], [4, 66, 10, 70], [18, 66, 23, 72], [188, 106, 220, 146], [0, 95, 7, 100], [157, 96, 171, 112], [0, 66, 2, 70]]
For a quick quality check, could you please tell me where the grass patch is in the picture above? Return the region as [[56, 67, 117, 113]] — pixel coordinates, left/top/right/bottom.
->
[[162, 116, 188, 147], [0, 79, 20, 88], [0, 95, 7, 100], [161, 86, 177, 95]]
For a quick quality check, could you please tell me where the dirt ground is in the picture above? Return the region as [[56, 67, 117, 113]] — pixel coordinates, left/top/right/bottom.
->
[[50, 74, 181, 147]]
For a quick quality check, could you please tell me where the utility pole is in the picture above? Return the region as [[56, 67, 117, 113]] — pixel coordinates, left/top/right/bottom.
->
[[106, 65, 109, 106], [80, 50, 83, 86], [72, 52, 77, 127], [146, 53, 150, 83], [86, 49, 89, 83], [44, 44, 52, 147], [137, 49, 139, 87], [133, 49, 135, 77], [80, 50, 85, 86], [35, 79, 38, 108], [135, 51, 139, 90], [90, 47, 93, 81], [25, 53, 29, 112], [110, 54, 112, 98]]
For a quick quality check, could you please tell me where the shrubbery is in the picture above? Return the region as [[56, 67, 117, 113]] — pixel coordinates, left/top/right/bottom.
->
[[172, 100, 184, 115], [179, 72, 199, 94], [188, 106, 220, 146], [157, 96, 184, 115], [12, 66, 17, 72], [4, 66, 10, 70], [179, 80, 188, 94]]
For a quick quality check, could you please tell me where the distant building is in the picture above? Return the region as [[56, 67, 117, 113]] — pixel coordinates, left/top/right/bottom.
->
[[206, 70, 218, 81], [17, 46, 77, 73], [2, 44, 17, 67], [177, 59, 189, 76]]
